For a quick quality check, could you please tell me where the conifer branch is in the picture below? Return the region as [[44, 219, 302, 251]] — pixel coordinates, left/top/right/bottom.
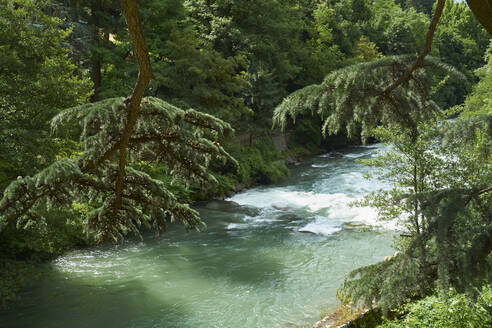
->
[[380, 0, 445, 97], [0, 95, 235, 241], [274, 55, 463, 141]]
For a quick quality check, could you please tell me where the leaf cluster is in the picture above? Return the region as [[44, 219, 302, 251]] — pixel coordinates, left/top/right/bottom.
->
[[381, 285, 492, 328]]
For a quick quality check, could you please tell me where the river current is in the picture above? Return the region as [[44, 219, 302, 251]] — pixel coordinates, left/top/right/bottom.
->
[[1, 144, 396, 328]]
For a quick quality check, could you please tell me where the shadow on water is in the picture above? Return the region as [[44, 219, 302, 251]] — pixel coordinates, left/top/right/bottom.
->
[[0, 214, 292, 327], [152, 217, 290, 287], [0, 266, 195, 328], [178, 241, 287, 287]]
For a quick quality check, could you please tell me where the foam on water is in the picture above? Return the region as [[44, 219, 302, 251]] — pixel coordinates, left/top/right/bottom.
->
[[227, 187, 398, 235], [226, 223, 250, 230], [227, 144, 399, 235], [229, 189, 351, 212], [298, 216, 342, 236], [299, 224, 342, 236], [311, 163, 331, 168], [343, 152, 370, 159]]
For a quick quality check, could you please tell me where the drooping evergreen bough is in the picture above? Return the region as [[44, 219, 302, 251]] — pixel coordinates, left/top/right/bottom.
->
[[0, 97, 237, 242], [273, 55, 464, 141]]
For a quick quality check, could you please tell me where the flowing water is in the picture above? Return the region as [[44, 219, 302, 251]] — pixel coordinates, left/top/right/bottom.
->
[[1, 145, 396, 328]]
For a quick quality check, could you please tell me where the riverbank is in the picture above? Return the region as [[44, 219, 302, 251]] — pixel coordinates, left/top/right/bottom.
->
[[313, 306, 383, 328], [193, 129, 361, 201]]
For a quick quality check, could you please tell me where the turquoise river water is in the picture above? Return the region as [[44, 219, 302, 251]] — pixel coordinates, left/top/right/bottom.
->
[[0, 145, 396, 328]]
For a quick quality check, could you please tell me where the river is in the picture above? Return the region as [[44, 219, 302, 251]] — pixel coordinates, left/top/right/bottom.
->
[[0, 144, 396, 328]]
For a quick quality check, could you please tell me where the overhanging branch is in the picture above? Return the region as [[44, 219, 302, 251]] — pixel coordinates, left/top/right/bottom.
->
[[114, 0, 154, 211], [380, 0, 446, 97], [465, 185, 492, 206]]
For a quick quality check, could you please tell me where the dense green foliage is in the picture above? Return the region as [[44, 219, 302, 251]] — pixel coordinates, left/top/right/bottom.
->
[[0, 0, 491, 319], [224, 138, 289, 185], [380, 285, 492, 327], [0, 0, 93, 271], [462, 42, 492, 116], [335, 44, 492, 314], [432, 0, 491, 107], [338, 115, 491, 312], [274, 55, 464, 140], [0, 0, 92, 189], [274, 5, 491, 319]]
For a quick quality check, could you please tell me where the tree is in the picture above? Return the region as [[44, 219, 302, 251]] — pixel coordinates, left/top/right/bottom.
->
[[431, 0, 490, 108], [98, 0, 251, 123], [273, 54, 463, 141], [273, 0, 491, 312], [0, 0, 92, 189], [273, 0, 451, 139], [354, 36, 383, 62], [364, 0, 429, 56], [0, 0, 237, 242], [47, 0, 124, 101], [396, 0, 436, 15], [59, 0, 122, 101], [185, 0, 314, 129], [311, 0, 372, 58], [461, 41, 492, 116], [338, 115, 491, 312]]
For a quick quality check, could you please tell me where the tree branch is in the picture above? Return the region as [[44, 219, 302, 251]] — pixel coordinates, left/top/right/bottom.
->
[[114, 0, 153, 211], [380, 0, 446, 97], [80, 140, 122, 173], [465, 186, 492, 206], [465, 0, 492, 34]]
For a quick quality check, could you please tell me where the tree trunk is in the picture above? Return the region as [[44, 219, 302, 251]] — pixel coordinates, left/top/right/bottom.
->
[[114, 0, 153, 211], [90, 1, 102, 102]]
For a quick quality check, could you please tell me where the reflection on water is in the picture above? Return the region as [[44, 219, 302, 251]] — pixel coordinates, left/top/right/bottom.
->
[[0, 145, 395, 328]]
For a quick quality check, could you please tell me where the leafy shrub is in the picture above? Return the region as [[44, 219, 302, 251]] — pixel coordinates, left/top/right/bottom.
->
[[380, 285, 492, 328]]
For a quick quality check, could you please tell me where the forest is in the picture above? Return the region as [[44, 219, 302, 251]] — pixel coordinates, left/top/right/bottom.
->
[[0, 0, 491, 327]]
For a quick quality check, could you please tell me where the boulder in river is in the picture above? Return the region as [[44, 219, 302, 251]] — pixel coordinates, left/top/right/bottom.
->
[[329, 152, 344, 158]]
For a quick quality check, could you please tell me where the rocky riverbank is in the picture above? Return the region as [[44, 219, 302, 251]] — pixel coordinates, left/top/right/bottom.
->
[[313, 306, 382, 328]]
